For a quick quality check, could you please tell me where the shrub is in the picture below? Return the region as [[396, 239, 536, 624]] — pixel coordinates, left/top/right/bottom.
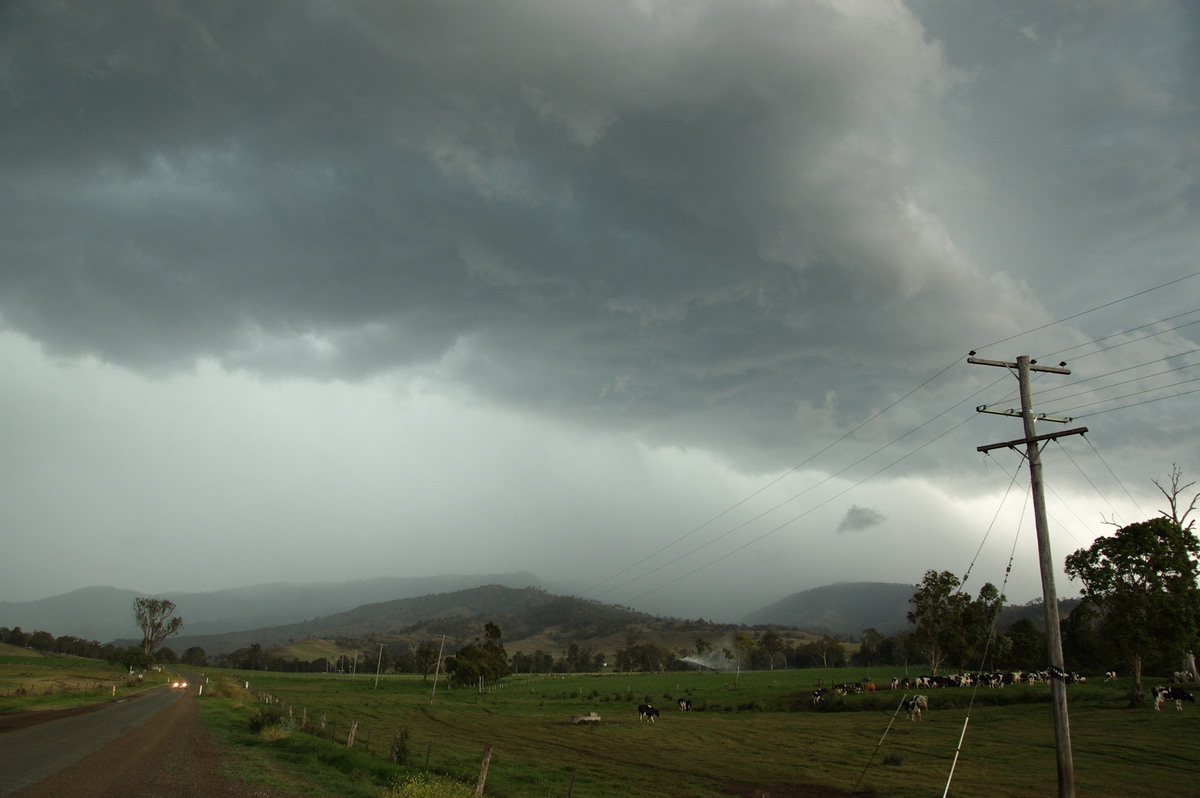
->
[[249, 703, 290, 734], [390, 726, 411, 765]]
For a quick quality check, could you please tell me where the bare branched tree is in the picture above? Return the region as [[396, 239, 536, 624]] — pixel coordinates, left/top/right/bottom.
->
[[133, 597, 184, 659], [1154, 463, 1199, 530]]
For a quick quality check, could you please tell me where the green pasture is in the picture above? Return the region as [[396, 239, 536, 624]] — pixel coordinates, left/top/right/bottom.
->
[[271, 638, 357, 661], [199, 667, 1200, 797], [0, 651, 170, 713]]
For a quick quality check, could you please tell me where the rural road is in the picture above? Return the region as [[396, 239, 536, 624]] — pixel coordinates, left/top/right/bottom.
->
[[0, 677, 297, 797], [0, 685, 186, 795]]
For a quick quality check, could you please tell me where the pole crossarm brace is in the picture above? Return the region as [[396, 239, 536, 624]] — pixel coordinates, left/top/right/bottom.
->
[[977, 426, 1089, 453], [977, 405, 1075, 423], [967, 355, 1071, 375]]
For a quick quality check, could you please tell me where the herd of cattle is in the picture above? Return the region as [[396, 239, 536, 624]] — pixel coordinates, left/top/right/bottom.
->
[[635, 672, 1195, 722], [636, 699, 691, 721]]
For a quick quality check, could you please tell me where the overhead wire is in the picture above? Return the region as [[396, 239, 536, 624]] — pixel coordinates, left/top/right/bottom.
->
[[582, 357, 978, 601], [1055, 376, 1200, 416], [942, 489, 1028, 798], [624, 407, 987, 604], [859, 458, 1027, 794], [972, 271, 1200, 353], [1053, 437, 1132, 530], [578, 270, 1199, 608], [606, 364, 1015, 601], [574, 357, 965, 599], [1082, 436, 1148, 518], [1034, 358, 1200, 406]]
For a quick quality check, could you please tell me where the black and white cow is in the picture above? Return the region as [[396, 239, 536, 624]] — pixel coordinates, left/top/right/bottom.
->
[[1104, 671, 1117, 682], [1152, 686, 1195, 711], [901, 694, 929, 721], [677, 698, 692, 711], [638, 704, 660, 722], [811, 688, 827, 706]]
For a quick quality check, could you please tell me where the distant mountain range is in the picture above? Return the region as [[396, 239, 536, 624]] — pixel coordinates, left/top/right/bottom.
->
[[0, 572, 554, 643], [1, 575, 1074, 657]]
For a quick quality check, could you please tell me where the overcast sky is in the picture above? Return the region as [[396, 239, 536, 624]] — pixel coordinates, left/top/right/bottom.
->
[[2, 0, 1198, 623]]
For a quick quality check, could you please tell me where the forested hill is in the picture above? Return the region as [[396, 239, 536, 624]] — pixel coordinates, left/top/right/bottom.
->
[[742, 581, 1081, 637], [160, 585, 712, 656], [742, 582, 918, 635]]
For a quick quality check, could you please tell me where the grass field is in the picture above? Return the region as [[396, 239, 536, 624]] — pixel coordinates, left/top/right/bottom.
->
[[193, 667, 1200, 797], [0, 649, 169, 713]]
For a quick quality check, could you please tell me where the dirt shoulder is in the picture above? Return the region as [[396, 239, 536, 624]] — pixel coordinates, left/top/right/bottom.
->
[[0, 701, 110, 733], [10, 694, 302, 798]]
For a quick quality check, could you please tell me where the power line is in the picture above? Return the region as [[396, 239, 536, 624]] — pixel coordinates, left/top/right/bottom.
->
[[1055, 375, 1200, 416], [1061, 385, 1200, 418], [1035, 362, 1200, 407], [576, 357, 965, 600], [579, 272, 1200, 609], [594, 369, 1012, 601], [1081, 436, 1147, 519], [624, 410, 983, 604], [974, 271, 1200, 352], [1043, 309, 1200, 357]]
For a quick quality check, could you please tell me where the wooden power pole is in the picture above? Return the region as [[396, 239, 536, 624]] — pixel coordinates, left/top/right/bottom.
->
[[971, 354, 1087, 798]]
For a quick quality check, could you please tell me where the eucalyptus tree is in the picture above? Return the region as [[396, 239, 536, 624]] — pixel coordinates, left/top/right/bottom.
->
[[1065, 516, 1200, 704], [132, 597, 183, 660], [907, 570, 970, 675]]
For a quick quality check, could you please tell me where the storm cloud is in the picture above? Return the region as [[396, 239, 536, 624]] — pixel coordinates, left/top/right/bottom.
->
[[2, 1, 1197, 621]]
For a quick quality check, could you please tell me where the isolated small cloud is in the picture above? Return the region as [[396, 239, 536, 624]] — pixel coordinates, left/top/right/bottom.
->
[[837, 505, 886, 534]]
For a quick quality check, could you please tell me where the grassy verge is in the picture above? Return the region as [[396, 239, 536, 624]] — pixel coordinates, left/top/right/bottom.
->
[[196, 672, 425, 797], [0, 652, 168, 713]]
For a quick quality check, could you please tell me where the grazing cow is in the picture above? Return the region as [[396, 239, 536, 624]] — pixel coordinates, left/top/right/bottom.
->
[[638, 704, 660, 722], [1104, 671, 1117, 682], [901, 695, 929, 721], [677, 698, 692, 711], [1152, 686, 1196, 711], [811, 688, 827, 706]]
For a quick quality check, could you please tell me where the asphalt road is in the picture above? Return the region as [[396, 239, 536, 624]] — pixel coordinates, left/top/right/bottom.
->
[[0, 685, 187, 796]]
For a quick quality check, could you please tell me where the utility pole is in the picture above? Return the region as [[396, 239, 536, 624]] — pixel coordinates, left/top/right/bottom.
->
[[429, 634, 447, 705], [971, 354, 1087, 798]]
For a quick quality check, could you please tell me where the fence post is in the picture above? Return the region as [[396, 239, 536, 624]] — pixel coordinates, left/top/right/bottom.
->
[[346, 719, 358, 749], [475, 744, 493, 796]]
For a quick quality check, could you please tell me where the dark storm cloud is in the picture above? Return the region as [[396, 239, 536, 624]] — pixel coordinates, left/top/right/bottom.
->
[[1, 0, 1036, 471], [1, 0, 1198, 616]]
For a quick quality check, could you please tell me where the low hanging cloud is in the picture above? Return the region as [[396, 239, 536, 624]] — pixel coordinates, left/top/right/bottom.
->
[[837, 505, 886, 534]]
